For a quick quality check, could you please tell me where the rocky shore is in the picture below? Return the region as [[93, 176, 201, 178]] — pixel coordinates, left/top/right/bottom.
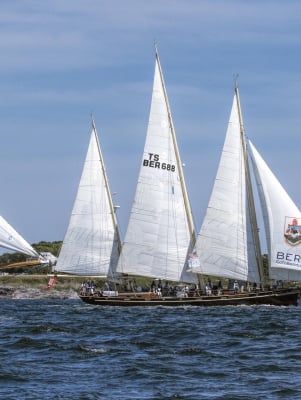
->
[[0, 274, 85, 299], [0, 286, 79, 299]]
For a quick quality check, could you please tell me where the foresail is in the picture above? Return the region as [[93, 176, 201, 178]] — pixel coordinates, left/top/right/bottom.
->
[[56, 122, 121, 276], [195, 93, 260, 282], [116, 52, 197, 284], [248, 140, 301, 281], [0, 215, 38, 257]]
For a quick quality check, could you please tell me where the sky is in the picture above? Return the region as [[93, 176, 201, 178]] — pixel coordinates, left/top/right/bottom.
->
[[0, 0, 301, 248]]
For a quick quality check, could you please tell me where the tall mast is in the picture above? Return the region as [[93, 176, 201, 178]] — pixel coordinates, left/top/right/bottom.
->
[[91, 116, 122, 255], [234, 83, 264, 284], [155, 46, 196, 243]]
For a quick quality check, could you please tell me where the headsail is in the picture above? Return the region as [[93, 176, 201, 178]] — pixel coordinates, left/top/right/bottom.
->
[[194, 89, 261, 283], [55, 119, 121, 276], [0, 215, 38, 257], [116, 49, 197, 284], [248, 140, 301, 281]]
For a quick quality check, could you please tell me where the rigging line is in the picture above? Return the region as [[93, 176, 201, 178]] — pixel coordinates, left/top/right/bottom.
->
[[155, 46, 196, 243], [235, 85, 264, 284], [92, 117, 122, 256]]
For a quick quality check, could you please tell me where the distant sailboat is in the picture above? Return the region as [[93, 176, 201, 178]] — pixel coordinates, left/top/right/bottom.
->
[[0, 215, 38, 257], [79, 55, 299, 306], [194, 83, 301, 292], [55, 118, 121, 276]]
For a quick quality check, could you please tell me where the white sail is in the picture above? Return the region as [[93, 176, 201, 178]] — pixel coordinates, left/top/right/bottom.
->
[[0, 215, 38, 257], [248, 140, 301, 281], [195, 91, 260, 283], [195, 86, 301, 285], [55, 120, 121, 276], [116, 50, 197, 284]]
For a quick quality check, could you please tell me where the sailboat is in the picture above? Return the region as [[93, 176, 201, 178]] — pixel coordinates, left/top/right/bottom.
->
[[0, 215, 39, 258], [55, 118, 121, 277], [79, 56, 299, 306]]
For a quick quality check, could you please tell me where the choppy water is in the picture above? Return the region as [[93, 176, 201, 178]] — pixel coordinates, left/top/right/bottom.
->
[[1, 299, 301, 400]]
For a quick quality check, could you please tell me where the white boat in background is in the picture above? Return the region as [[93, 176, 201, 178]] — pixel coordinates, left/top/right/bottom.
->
[[39, 252, 57, 267], [55, 118, 121, 277], [0, 215, 38, 258]]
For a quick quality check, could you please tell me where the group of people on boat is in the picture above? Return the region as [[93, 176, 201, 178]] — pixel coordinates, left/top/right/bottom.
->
[[78, 277, 285, 299], [80, 280, 96, 296], [149, 280, 201, 298]]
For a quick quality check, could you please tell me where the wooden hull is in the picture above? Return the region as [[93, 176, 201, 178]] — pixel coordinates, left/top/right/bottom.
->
[[79, 289, 300, 307]]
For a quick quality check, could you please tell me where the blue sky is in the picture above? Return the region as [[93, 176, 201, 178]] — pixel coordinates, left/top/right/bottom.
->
[[0, 0, 300, 247]]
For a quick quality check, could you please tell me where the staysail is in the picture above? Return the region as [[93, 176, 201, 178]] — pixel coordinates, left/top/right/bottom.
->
[[248, 140, 301, 281], [55, 119, 121, 276], [116, 49, 197, 284], [0, 215, 39, 257], [194, 88, 261, 283]]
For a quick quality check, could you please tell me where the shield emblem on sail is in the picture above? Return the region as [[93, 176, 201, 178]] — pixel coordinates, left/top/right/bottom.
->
[[284, 217, 301, 246]]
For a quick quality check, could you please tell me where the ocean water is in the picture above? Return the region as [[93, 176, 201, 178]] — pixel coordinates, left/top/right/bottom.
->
[[1, 299, 301, 400]]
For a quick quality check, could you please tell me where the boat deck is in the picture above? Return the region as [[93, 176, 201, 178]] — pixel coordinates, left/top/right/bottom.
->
[[79, 288, 300, 307]]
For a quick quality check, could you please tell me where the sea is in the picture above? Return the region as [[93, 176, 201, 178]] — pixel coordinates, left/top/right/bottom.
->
[[1, 294, 301, 400]]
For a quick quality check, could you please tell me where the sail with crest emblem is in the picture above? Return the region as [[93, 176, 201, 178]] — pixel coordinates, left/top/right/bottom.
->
[[248, 140, 301, 281]]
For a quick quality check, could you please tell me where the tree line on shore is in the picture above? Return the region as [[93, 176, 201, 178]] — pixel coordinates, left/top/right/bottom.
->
[[0, 241, 270, 284]]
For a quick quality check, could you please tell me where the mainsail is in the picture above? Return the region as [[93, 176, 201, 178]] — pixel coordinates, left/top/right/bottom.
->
[[194, 87, 260, 283], [116, 49, 197, 284], [0, 215, 38, 257], [55, 119, 121, 276], [195, 85, 301, 285], [248, 140, 301, 281]]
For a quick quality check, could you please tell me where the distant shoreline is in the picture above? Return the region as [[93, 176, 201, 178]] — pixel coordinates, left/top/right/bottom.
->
[[0, 274, 84, 299]]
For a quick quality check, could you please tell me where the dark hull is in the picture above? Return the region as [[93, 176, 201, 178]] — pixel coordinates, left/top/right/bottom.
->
[[79, 289, 300, 307]]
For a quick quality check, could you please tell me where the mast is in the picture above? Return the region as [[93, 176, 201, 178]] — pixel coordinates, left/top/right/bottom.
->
[[155, 46, 196, 243], [234, 83, 264, 284], [91, 116, 122, 256]]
